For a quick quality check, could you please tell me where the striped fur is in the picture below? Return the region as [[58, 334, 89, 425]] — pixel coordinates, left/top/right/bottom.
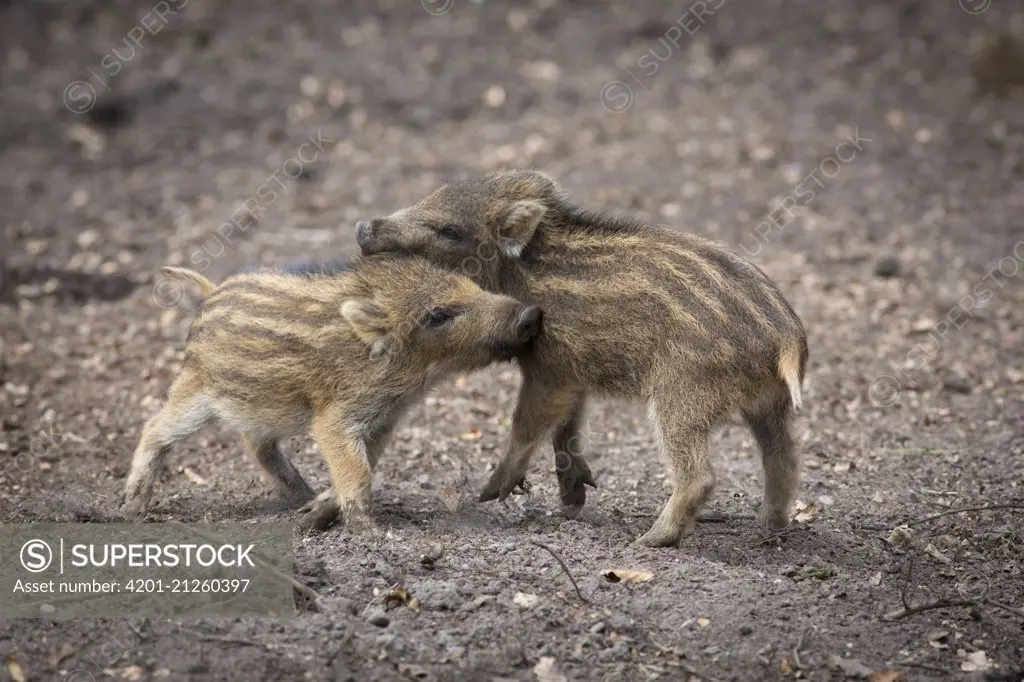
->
[[119, 254, 542, 532], [357, 170, 810, 546]]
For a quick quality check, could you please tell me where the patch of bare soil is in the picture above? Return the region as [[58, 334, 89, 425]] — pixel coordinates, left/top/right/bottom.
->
[[2, 0, 1023, 680]]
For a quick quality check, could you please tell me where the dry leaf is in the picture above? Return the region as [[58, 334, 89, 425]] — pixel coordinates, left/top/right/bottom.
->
[[793, 501, 817, 523], [960, 650, 993, 672], [780, 657, 793, 674], [459, 428, 482, 441], [869, 572, 882, 586], [514, 592, 540, 609], [696, 617, 711, 627], [440, 487, 460, 513], [384, 586, 410, 610], [601, 568, 654, 584], [533, 656, 567, 682], [182, 467, 207, 486], [383, 586, 420, 613], [5, 656, 26, 682], [121, 665, 144, 681], [870, 671, 902, 682], [48, 643, 77, 669]]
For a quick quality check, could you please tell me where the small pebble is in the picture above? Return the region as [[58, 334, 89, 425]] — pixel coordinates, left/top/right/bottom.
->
[[300, 75, 322, 98], [366, 608, 389, 628], [483, 85, 506, 108], [873, 255, 900, 278], [943, 376, 971, 394]]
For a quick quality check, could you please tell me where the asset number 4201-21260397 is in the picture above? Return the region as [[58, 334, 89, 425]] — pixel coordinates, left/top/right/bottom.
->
[[123, 578, 251, 593]]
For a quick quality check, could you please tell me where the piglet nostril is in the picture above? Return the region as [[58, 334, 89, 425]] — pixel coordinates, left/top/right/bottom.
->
[[515, 305, 543, 342]]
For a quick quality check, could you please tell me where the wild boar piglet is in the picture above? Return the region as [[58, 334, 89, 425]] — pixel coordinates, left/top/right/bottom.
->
[[356, 170, 808, 547], [119, 255, 543, 532]]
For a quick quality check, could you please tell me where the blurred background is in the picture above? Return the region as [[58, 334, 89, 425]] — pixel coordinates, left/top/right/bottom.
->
[[2, 0, 1022, 290], [1, 0, 1023, 680]]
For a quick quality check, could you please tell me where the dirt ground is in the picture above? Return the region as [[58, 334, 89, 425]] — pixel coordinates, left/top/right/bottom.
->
[[2, 0, 1024, 680]]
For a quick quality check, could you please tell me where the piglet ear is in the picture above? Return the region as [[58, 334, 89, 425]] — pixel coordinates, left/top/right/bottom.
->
[[341, 299, 390, 351], [498, 200, 545, 258], [525, 170, 558, 191]]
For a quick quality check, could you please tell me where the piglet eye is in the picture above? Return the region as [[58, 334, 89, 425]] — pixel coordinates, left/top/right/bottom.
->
[[439, 225, 461, 241], [425, 307, 455, 328]]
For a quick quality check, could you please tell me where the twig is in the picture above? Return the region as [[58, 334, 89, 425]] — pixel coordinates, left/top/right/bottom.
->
[[899, 556, 914, 612], [678, 661, 723, 682], [697, 513, 756, 524], [530, 540, 589, 604], [854, 523, 891, 532], [883, 598, 975, 621], [978, 599, 1024, 619], [898, 661, 951, 675], [611, 511, 756, 522], [755, 525, 797, 546], [167, 520, 320, 605], [886, 595, 1024, 622], [792, 629, 810, 670], [887, 554, 1024, 621], [182, 627, 270, 650], [907, 504, 1024, 526]]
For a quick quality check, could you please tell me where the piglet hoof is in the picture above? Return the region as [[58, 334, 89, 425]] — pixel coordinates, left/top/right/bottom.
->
[[557, 458, 596, 516], [636, 522, 684, 548], [559, 482, 587, 511], [478, 471, 511, 502], [343, 510, 379, 537], [756, 509, 792, 536], [562, 504, 584, 520], [511, 477, 532, 495], [296, 492, 341, 535], [557, 473, 593, 508], [478, 473, 528, 503], [478, 478, 501, 503], [118, 496, 148, 520], [572, 458, 598, 490]]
